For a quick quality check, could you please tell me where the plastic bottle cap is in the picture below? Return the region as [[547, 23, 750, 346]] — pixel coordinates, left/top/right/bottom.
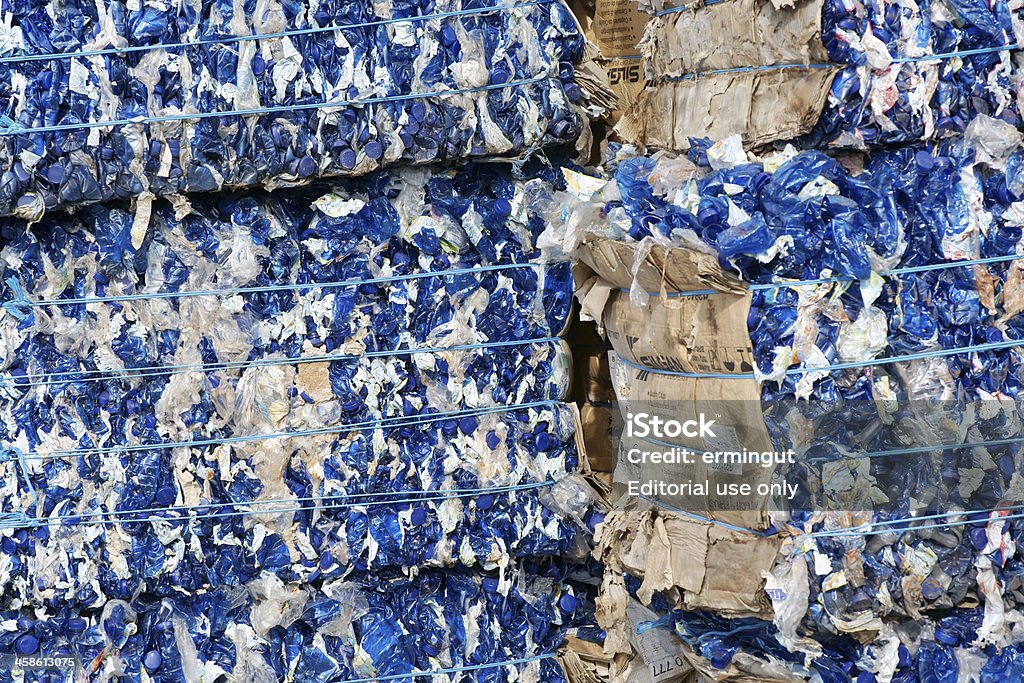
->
[[411, 507, 427, 526], [477, 494, 495, 510], [15, 634, 39, 655], [339, 150, 357, 170], [297, 156, 317, 178], [364, 141, 384, 160], [144, 650, 162, 671], [411, 102, 427, 123], [559, 594, 577, 612], [155, 486, 176, 506]]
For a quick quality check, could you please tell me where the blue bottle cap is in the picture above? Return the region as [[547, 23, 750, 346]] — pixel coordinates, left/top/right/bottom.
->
[[969, 527, 988, 549], [297, 156, 317, 177], [559, 594, 577, 612], [319, 552, 334, 569], [485, 432, 500, 450], [411, 102, 427, 123], [144, 650, 162, 671], [66, 617, 87, 633], [15, 634, 38, 655], [459, 416, 478, 434], [481, 577, 499, 592], [364, 141, 384, 160], [410, 506, 427, 526], [339, 149, 357, 170], [477, 494, 494, 510], [535, 433, 551, 450], [914, 150, 935, 171], [155, 486, 176, 506], [47, 165, 65, 185]]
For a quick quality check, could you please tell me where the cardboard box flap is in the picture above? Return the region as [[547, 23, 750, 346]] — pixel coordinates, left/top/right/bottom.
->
[[641, 0, 828, 78], [578, 235, 747, 294], [595, 509, 780, 618], [615, 68, 838, 151]]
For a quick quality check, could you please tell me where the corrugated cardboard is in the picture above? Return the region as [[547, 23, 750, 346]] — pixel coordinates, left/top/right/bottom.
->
[[594, 509, 780, 619], [578, 236, 746, 294], [568, 0, 649, 121], [611, 0, 842, 149], [577, 236, 777, 528], [581, 403, 618, 473], [609, 352, 775, 528], [641, 0, 828, 76], [615, 68, 838, 150]]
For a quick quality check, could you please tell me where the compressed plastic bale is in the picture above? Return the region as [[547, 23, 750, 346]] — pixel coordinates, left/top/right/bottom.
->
[[617, 0, 1024, 149], [555, 140, 1024, 675], [0, 162, 608, 680], [0, 169, 597, 558], [0, 0, 595, 219], [0, 562, 601, 682]]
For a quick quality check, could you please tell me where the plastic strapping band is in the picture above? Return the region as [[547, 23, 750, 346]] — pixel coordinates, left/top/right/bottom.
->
[[0, 75, 548, 136], [0, 1, 555, 65], [637, 494, 776, 536], [8, 262, 547, 308], [25, 399, 561, 460], [646, 495, 1024, 540], [806, 503, 1024, 538], [1, 277, 31, 320], [337, 653, 557, 683], [0, 447, 38, 530], [807, 435, 1024, 462], [613, 336, 1024, 380], [631, 253, 1024, 298], [654, 0, 726, 15], [659, 44, 1022, 80], [18, 481, 556, 528], [8, 335, 561, 388], [637, 427, 1024, 466]]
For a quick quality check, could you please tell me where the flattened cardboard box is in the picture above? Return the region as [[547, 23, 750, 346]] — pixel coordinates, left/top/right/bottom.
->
[[613, 0, 843, 148], [594, 509, 780, 619], [570, 0, 650, 119]]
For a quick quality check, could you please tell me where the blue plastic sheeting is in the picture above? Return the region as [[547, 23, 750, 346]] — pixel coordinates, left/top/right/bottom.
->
[[0, 164, 602, 679], [0, 565, 598, 683], [0, 0, 587, 218], [811, 0, 1023, 146]]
